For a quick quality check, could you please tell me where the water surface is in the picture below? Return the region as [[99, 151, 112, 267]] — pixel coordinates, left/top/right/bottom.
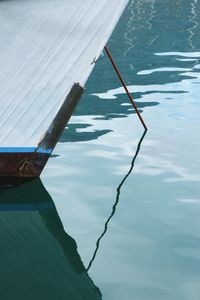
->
[[1, 1, 200, 299]]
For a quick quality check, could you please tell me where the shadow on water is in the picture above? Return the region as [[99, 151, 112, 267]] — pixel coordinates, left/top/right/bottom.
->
[[74, 84, 159, 118], [87, 129, 147, 271], [60, 123, 112, 143], [0, 178, 102, 300], [60, 97, 158, 142]]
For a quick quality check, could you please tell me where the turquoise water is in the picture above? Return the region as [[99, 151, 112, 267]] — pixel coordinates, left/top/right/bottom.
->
[[1, 1, 200, 299]]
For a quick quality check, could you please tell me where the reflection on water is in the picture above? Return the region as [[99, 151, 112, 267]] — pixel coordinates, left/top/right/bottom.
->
[[47, 1, 200, 300], [87, 129, 147, 271], [0, 179, 101, 300], [187, 0, 199, 50], [63, 0, 200, 144]]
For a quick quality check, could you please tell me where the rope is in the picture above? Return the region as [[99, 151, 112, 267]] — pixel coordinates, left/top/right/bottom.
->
[[104, 46, 148, 131]]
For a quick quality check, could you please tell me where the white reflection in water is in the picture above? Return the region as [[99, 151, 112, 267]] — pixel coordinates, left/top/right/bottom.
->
[[155, 52, 200, 57], [123, 0, 157, 57], [178, 198, 200, 204], [187, 0, 199, 50], [86, 149, 121, 160], [177, 58, 198, 62], [134, 153, 200, 183], [137, 67, 192, 75]]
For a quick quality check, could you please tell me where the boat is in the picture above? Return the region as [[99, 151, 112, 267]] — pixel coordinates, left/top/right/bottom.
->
[[0, 0, 129, 177]]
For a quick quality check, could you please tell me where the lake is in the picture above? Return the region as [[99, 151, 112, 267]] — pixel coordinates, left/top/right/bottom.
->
[[1, 0, 200, 299]]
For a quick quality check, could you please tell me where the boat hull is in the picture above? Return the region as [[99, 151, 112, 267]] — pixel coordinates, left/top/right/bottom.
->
[[0, 0, 129, 177], [0, 151, 50, 177]]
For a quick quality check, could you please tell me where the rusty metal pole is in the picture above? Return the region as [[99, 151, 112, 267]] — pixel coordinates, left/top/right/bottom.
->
[[104, 46, 148, 131]]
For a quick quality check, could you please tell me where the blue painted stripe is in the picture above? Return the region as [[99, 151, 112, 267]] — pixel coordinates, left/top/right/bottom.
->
[[0, 147, 52, 154], [37, 148, 52, 154]]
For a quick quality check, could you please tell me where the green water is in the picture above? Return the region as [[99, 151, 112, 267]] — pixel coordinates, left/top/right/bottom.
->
[[1, 0, 200, 299]]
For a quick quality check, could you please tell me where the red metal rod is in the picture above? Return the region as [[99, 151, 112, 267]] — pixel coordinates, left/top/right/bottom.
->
[[104, 46, 147, 131]]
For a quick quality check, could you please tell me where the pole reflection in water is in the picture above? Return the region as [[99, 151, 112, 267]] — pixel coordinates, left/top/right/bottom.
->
[[87, 129, 147, 271], [0, 178, 101, 300]]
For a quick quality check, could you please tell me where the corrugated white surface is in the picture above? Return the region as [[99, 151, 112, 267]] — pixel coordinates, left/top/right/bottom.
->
[[0, 0, 128, 148]]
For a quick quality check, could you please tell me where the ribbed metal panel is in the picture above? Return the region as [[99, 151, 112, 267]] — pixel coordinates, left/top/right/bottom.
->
[[0, 0, 128, 148]]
